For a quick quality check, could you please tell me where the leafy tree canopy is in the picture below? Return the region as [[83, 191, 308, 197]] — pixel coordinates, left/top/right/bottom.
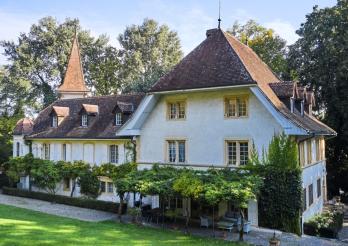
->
[[228, 20, 291, 80], [287, 0, 348, 194]]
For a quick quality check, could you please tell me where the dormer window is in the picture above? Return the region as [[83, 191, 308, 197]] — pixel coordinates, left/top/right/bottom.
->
[[115, 113, 122, 126], [52, 115, 58, 127], [81, 114, 88, 127]]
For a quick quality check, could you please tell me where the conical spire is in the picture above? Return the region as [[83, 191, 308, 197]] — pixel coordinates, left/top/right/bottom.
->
[[58, 34, 89, 99]]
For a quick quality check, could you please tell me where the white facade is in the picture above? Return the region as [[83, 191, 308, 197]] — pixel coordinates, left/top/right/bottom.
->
[[138, 88, 282, 167]]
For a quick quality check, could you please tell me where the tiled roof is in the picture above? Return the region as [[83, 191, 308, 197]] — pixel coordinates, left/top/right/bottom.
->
[[27, 94, 144, 139], [57, 35, 89, 93], [52, 106, 70, 117], [150, 28, 335, 136], [81, 104, 98, 115], [13, 118, 34, 136]]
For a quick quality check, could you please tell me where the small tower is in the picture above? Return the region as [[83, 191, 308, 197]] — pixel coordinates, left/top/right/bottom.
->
[[57, 34, 90, 99]]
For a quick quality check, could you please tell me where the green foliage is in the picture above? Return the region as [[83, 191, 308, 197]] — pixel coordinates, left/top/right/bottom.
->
[[228, 20, 292, 79], [119, 18, 183, 92], [173, 170, 203, 199], [288, 0, 348, 196], [2, 187, 126, 213], [31, 159, 62, 195], [304, 208, 344, 238], [252, 134, 302, 235], [78, 168, 100, 199]]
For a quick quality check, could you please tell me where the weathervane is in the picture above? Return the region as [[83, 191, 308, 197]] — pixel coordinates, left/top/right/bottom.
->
[[218, 0, 221, 29]]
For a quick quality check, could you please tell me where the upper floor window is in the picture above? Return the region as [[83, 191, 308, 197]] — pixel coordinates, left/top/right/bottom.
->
[[226, 140, 249, 166], [308, 184, 314, 206], [224, 96, 248, 118], [115, 113, 122, 126], [316, 138, 325, 162], [317, 178, 321, 198], [167, 101, 186, 120], [62, 144, 67, 161], [307, 140, 312, 165], [43, 143, 50, 160], [81, 114, 88, 127], [109, 145, 119, 164], [303, 188, 307, 211], [52, 115, 58, 127], [167, 140, 186, 163], [16, 142, 20, 157], [299, 142, 305, 167]]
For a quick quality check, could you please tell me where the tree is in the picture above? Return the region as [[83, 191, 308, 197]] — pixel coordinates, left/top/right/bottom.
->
[[0, 17, 119, 110], [287, 0, 348, 195], [228, 20, 291, 79], [79, 168, 100, 199], [58, 160, 90, 197], [118, 18, 183, 92], [31, 159, 62, 195]]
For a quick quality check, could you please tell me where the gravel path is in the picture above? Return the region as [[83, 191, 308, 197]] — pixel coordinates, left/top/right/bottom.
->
[[0, 193, 117, 222]]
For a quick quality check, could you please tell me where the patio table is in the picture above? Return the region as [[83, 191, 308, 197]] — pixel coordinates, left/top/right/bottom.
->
[[217, 221, 234, 232]]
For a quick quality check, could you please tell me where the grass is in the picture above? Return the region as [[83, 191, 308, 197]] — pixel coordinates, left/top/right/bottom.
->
[[0, 204, 244, 246]]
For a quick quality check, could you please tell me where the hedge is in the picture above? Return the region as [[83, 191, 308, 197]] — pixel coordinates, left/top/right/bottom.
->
[[2, 187, 127, 214]]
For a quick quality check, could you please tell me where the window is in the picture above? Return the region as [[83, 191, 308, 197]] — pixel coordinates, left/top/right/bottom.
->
[[109, 145, 119, 164], [317, 178, 321, 198], [167, 101, 186, 120], [62, 144, 67, 161], [115, 113, 122, 125], [52, 115, 58, 127], [226, 140, 249, 166], [225, 96, 248, 118], [43, 143, 50, 160], [299, 142, 305, 167], [308, 184, 314, 206], [167, 140, 186, 163], [307, 140, 312, 165], [63, 178, 70, 191], [16, 142, 20, 157], [81, 114, 88, 127], [100, 181, 106, 193], [315, 138, 320, 162], [107, 182, 114, 193], [303, 188, 307, 211]]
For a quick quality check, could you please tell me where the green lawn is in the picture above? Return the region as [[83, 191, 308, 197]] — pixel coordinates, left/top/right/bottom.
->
[[0, 204, 243, 246]]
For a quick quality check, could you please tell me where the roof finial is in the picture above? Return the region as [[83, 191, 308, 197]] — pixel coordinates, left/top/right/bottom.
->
[[218, 0, 222, 29]]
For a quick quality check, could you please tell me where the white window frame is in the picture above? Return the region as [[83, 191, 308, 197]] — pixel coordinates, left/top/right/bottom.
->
[[62, 144, 67, 161], [225, 140, 250, 166], [52, 115, 58, 127], [81, 114, 88, 127], [16, 142, 20, 157], [109, 145, 119, 164], [43, 143, 50, 160], [167, 101, 186, 120], [166, 140, 186, 163], [115, 113, 122, 126]]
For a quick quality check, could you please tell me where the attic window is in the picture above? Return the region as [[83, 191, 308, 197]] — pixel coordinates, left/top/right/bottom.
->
[[81, 114, 88, 127], [52, 115, 58, 127], [115, 113, 122, 126]]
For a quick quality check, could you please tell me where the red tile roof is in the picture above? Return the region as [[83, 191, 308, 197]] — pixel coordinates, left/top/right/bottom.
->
[[57, 35, 89, 93]]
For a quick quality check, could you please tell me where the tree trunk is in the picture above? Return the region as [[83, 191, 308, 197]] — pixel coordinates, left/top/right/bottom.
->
[[118, 194, 124, 222], [70, 179, 76, 197], [239, 209, 245, 241], [212, 205, 215, 238]]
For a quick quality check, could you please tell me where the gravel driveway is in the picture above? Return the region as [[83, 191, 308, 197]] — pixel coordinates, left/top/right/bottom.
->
[[0, 193, 117, 222]]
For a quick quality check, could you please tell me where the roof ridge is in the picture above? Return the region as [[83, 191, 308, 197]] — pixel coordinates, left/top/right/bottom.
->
[[56, 92, 144, 102]]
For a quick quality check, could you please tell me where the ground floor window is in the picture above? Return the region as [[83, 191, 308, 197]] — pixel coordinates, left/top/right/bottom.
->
[[16, 142, 20, 157], [63, 178, 70, 191], [107, 182, 114, 193], [226, 140, 249, 166], [317, 178, 321, 198], [166, 140, 186, 163], [109, 145, 119, 164], [308, 184, 314, 206], [100, 178, 113, 194], [43, 143, 50, 160]]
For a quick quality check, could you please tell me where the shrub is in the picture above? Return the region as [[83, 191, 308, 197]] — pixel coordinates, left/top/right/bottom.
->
[[31, 159, 62, 195], [303, 209, 344, 238], [2, 187, 127, 213], [79, 168, 100, 199]]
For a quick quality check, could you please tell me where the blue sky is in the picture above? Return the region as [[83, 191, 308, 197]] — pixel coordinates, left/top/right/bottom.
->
[[0, 0, 337, 65]]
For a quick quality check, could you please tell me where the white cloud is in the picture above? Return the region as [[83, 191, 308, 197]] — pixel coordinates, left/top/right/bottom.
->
[[264, 19, 299, 44]]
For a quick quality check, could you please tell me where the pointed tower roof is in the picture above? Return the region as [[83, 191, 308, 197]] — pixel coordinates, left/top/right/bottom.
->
[[58, 35, 89, 94]]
